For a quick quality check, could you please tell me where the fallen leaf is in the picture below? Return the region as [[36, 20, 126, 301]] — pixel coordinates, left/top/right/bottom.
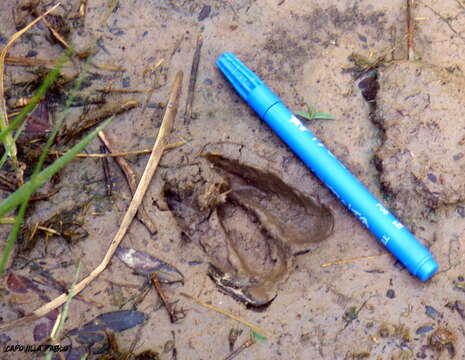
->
[[115, 247, 184, 283]]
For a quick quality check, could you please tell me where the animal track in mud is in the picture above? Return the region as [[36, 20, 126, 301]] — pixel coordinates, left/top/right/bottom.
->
[[164, 152, 334, 307]]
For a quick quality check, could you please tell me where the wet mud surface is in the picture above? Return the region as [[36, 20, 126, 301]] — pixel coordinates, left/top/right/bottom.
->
[[375, 61, 465, 225], [0, 0, 464, 359]]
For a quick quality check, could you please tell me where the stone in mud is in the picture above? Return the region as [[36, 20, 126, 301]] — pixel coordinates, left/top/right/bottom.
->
[[164, 153, 333, 307], [374, 61, 465, 223]]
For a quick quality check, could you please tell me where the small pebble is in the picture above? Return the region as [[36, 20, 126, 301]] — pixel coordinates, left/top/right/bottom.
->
[[427, 173, 437, 183], [379, 326, 390, 338], [203, 78, 213, 85], [163, 340, 175, 353], [188, 260, 203, 266], [446, 342, 456, 357], [300, 332, 311, 343], [0, 333, 11, 344], [109, 27, 125, 36], [122, 77, 130, 88], [454, 300, 465, 319], [416, 325, 434, 335], [357, 34, 368, 43], [456, 206, 465, 218], [425, 305, 442, 320], [198, 5, 211, 21], [386, 289, 396, 299], [25, 50, 38, 57]]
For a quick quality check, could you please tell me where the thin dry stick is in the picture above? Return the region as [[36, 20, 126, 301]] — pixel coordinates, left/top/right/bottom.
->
[[98, 131, 157, 234], [5, 56, 72, 68], [223, 338, 255, 360], [52, 143, 184, 159], [42, 17, 70, 49], [320, 254, 387, 268], [184, 34, 203, 124], [36, 226, 60, 236], [49, 141, 185, 158], [0, 71, 184, 332], [142, 59, 165, 113], [60, 100, 139, 143], [91, 63, 126, 72], [180, 292, 273, 338], [96, 88, 147, 94], [407, 0, 415, 60], [144, 58, 165, 75], [417, 0, 465, 42], [100, 145, 113, 196], [0, 217, 15, 224], [79, 0, 88, 16], [150, 272, 180, 322]]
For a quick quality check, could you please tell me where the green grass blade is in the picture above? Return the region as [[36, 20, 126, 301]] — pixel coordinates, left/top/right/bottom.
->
[[0, 150, 8, 169], [0, 117, 112, 275], [296, 110, 335, 121], [0, 51, 70, 145], [0, 198, 27, 276], [0, 50, 95, 277], [250, 330, 267, 343], [313, 112, 335, 120], [0, 116, 17, 166], [0, 122, 25, 169], [296, 111, 314, 121], [0, 116, 113, 218], [33, 55, 90, 175], [44, 262, 81, 360]]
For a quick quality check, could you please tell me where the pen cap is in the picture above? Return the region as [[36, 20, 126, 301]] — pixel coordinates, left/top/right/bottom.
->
[[216, 52, 281, 117]]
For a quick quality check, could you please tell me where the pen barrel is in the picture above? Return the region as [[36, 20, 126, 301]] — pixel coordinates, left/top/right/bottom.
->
[[261, 100, 438, 281]]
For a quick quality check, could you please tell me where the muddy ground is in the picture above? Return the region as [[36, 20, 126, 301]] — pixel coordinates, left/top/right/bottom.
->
[[0, 0, 464, 359]]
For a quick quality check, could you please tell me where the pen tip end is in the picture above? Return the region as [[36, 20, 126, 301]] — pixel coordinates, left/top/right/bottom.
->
[[416, 258, 439, 281]]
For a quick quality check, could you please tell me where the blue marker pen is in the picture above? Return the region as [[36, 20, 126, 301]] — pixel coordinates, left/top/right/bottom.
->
[[216, 52, 438, 281]]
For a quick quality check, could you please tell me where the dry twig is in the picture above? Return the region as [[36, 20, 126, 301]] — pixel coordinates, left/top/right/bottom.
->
[[223, 338, 255, 360], [406, 0, 415, 60], [320, 254, 387, 268], [180, 292, 273, 338], [91, 63, 126, 72], [98, 131, 158, 234], [0, 71, 184, 332], [150, 272, 182, 322], [49, 141, 185, 158], [5, 56, 72, 68], [96, 88, 147, 94], [184, 34, 203, 124], [60, 100, 139, 143], [99, 145, 113, 196], [79, 0, 88, 17], [142, 59, 164, 113], [417, 0, 465, 43], [41, 17, 70, 49]]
